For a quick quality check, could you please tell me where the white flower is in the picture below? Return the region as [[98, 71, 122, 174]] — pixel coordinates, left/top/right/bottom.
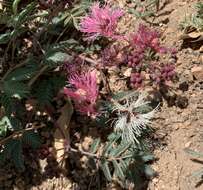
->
[[112, 92, 158, 144]]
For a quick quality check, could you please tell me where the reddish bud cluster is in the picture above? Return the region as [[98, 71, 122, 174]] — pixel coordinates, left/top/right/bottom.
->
[[127, 50, 144, 68], [130, 72, 143, 88], [150, 64, 176, 84]]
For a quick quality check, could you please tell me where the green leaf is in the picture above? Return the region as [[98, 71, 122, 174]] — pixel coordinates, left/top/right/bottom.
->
[[0, 139, 25, 170], [9, 117, 22, 131], [34, 76, 65, 105], [111, 143, 131, 157], [144, 165, 156, 178], [0, 33, 11, 44], [191, 169, 203, 178], [185, 148, 203, 158], [1, 94, 14, 115], [103, 134, 120, 156], [141, 154, 155, 162], [100, 160, 112, 181], [11, 140, 25, 170], [3, 81, 29, 98], [0, 116, 11, 137], [12, 0, 22, 14], [5, 65, 38, 82], [44, 51, 70, 66], [112, 160, 125, 180], [12, 2, 36, 28], [34, 80, 53, 105], [90, 138, 101, 154], [112, 90, 137, 101], [22, 131, 41, 149]]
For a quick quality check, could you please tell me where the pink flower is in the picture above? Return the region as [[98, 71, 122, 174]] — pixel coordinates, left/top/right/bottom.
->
[[130, 24, 166, 53], [80, 3, 124, 39], [64, 71, 98, 117]]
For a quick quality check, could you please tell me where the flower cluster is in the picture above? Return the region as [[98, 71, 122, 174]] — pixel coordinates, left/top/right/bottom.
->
[[80, 3, 124, 39], [64, 2, 176, 139], [126, 25, 176, 88], [64, 71, 98, 117]]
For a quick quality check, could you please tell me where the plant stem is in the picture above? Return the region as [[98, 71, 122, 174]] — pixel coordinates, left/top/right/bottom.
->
[[0, 123, 46, 146], [70, 147, 99, 159]]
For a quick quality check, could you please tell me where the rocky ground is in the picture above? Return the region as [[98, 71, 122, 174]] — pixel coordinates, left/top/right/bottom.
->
[[0, 0, 203, 190]]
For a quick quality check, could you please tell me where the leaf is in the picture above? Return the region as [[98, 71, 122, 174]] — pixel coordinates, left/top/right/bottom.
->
[[12, 0, 21, 14], [44, 51, 70, 66], [12, 2, 36, 28], [112, 160, 125, 180], [100, 160, 112, 181], [0, 33, 11, 44], [35, 80, 53, 105], [90, 138, 100, 154], [141, 154, 155, 162], [103, 134, 120, 156], [144, 165, 156, 179], [52, 39, 84, 52], [3, 81, 29, 98], [110, 143, 131, 157], [5, 65, 38, 82], [1, 94, 15, 115], [11, 140, 25, 170], [0, 116, 11, 138], [22, 130, 41, 149], [0, 139, 25, 170], [9, 117, 22, 131], [53, 99, 73, 168], [0, 116, 10, 137], [34, 76, 66, 106], [191, 169, 203, 178], [185, 148, 203, 158]]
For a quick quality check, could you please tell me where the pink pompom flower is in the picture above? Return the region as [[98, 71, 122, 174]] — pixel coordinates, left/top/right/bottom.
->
[[80, 3, 124, 40], [64, 71, 99, 117]]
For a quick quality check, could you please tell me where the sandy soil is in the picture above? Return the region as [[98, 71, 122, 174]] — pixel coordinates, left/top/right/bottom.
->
[[0, 0, 203, 190]]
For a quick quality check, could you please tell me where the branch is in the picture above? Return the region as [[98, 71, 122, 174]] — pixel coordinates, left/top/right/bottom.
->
[[69, 147, 132, 161], [0, 123, 46, 146]]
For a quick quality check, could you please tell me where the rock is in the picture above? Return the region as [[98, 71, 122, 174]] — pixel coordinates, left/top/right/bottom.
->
[[200, 55, 203, 64], [191, 66, 203, 80], [185, 141, 192, 148], [183, 70, 193, 82], [179, 81, 189, 92], [200, 46, 203, 53], [175, 96, 189, 109], [174, 125, 179, 130], [123, 67, 132, 77]]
